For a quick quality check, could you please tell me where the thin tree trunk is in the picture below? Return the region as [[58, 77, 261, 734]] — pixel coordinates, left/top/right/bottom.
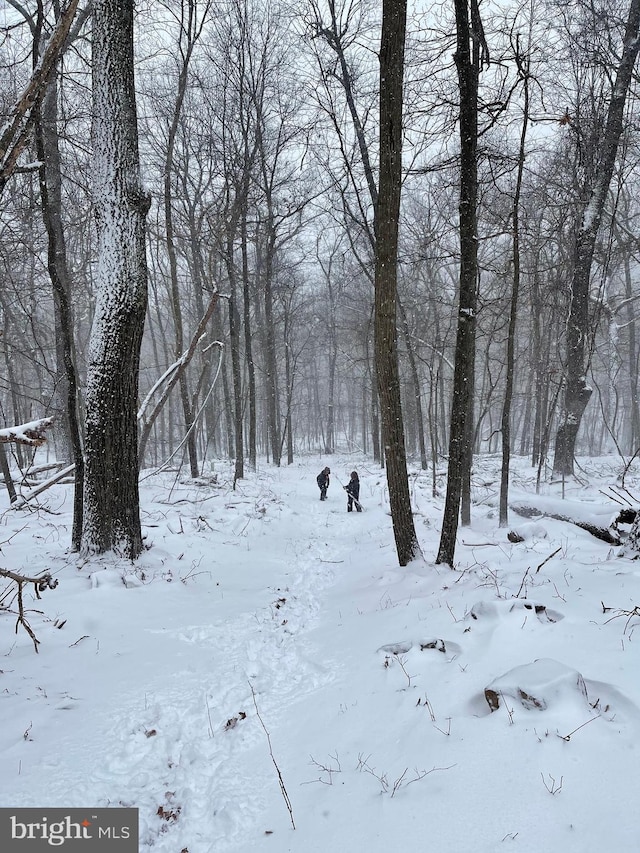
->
[[0, 0, 80, 196], [226, 246, 244, 483], [0, 443, 17, 504], [34, 63, 84, 550], [375, 0, 419, 566], [241, 207, 257, 469], [437, 0, 483, 565], [262, 227, 282, 466], [499, 47, 529, 526], [622, 252, 640, 452], [163, 3, 201, 479], [398, 296, 428, 470]]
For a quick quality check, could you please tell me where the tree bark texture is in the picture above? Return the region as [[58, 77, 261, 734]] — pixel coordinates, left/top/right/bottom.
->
[[553, 0, 640, 476], [82, 0, 150, 558], [375, 0, 419, 567], [437, 0, 481, 565]]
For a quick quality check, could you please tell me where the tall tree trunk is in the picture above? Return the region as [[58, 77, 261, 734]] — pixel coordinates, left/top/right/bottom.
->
[[263, 226, 282, 466], [623, 252, 640, 453], [553, 0, 640, 476], [375, 0, 419, 567], [499, 47, 529, 526], [163, 1, 202, 480], [225, 242, 244, 484], [437, 0, 483, 566], [241, 207, 257, 469], [35, 68, 85, 550], [82, 0, 150, 559]]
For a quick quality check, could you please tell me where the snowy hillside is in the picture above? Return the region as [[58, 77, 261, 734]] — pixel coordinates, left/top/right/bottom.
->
[[0, 455, 638, 852]]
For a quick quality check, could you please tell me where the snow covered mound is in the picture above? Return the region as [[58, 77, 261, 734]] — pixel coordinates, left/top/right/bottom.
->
[[484, 658, 588, 712]]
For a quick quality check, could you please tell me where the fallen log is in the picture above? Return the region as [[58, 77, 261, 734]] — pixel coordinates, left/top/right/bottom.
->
[[509, 504, 634, 545]]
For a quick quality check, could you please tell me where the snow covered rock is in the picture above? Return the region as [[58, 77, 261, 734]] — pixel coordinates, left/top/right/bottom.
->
[[484, 658, 588, 712], [507, 522, 548, 542], [469, 599, 563, 624]]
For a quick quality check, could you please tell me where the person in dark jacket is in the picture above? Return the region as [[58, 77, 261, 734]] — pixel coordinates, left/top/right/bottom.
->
[[345, 471, 362, 512], [317, 466, 330, 500]]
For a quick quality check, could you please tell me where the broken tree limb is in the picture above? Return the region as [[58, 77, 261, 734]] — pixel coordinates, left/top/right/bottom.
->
[[138, 290, 220, 465], [11, 462, 75, 508], [0, 417, 55, 447], [0, 568, 58, 652]]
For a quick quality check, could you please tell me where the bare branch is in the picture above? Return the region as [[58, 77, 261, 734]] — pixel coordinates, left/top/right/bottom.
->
[[0, 0, 81, 195], [0, 568, 58, 653]]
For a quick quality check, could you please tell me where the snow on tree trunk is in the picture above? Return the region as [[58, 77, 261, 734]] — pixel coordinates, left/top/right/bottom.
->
[[81, 0, 150, 559]]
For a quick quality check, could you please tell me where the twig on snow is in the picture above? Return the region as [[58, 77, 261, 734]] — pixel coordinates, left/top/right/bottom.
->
[[249, 681, 295, 830]]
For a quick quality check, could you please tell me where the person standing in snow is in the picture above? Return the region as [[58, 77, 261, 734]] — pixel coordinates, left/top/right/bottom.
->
[[317, 466, 331, 501], [345, 471, 362, 512]]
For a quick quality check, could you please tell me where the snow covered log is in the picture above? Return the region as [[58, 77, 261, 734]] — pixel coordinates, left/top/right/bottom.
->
[[485, 659, 588, 712], [510, 503, 625, 545], [0, 417, 54, 447]]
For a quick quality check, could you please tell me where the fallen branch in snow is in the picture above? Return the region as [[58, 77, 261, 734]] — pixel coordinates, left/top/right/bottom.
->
[[9, 463, 75, 509], [0, 568, 58, 652], [249, 681, 295, 830]]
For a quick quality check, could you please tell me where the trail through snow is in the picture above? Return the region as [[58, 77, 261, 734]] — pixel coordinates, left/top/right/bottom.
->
[[0, 455, 639, 852]]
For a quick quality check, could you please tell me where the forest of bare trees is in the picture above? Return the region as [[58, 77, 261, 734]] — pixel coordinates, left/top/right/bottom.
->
[[2, 0, 640, 565]]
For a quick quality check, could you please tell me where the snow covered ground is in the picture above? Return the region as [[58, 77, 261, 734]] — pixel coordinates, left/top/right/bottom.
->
[[0, 454, 639, 852]]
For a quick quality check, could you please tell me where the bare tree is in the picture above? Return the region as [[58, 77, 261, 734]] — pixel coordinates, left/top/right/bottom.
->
[[499, 39, 530, 526], [5, 0, 89, 549], [553, 0, 640, 476], [436, 0, 486, 566], [0, 0, 80, 195], [162, 0, 211, 480], [375, 0, 420, 565], [81, 0, 150, 558]]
